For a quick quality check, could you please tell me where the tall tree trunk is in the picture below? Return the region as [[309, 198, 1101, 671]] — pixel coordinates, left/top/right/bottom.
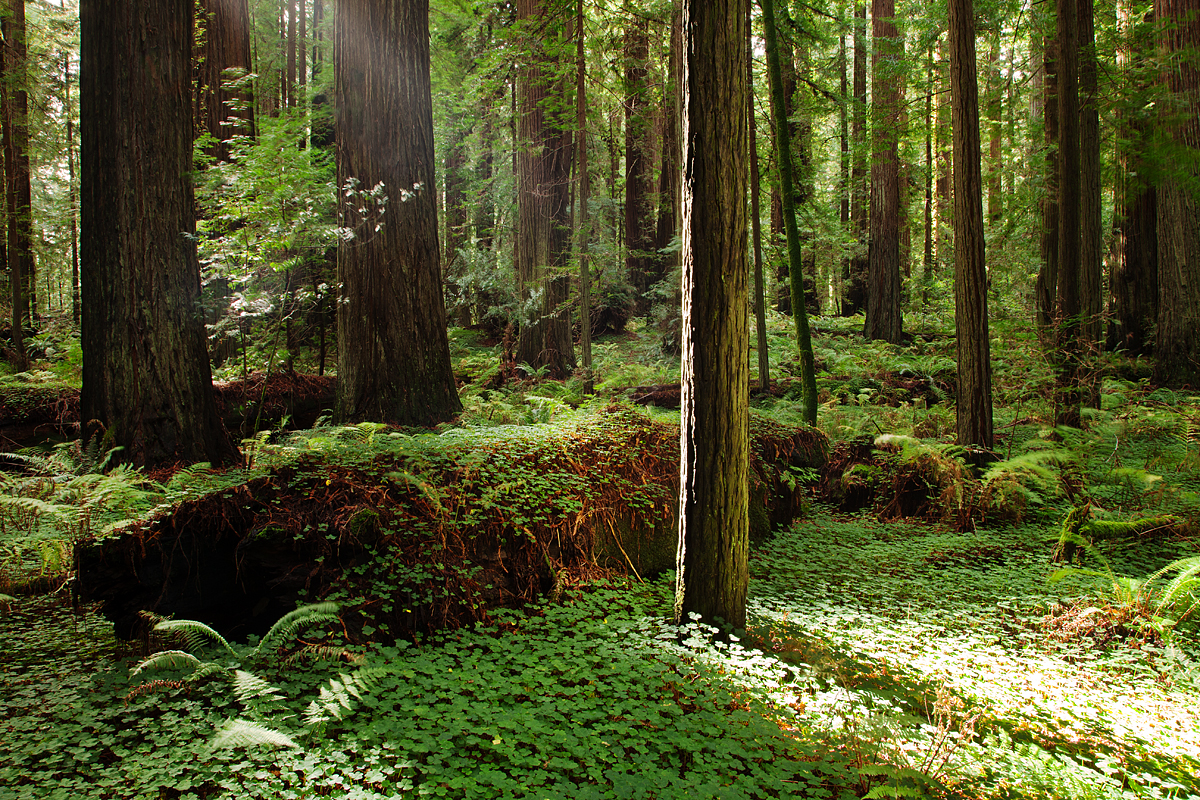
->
[[936, 34, 952, 276], [515, 0, 576, 377], [950, 0, 993, 448], [986, 38, 1003, 223], [443, 131, 470, 326], [675, 0, 749, 628], [80, 0, 238, 467], [3, 0, 33, 367], [1055, 0, 1082, 428], [66, 55, 79, 327], [844, 0, 869, 315], [655, 4, 682, 275], [1153, 0, 1200, 387], [1108, 0, 1157, 354], [1036, 24, 1060, 337], [839, 25, 850, 313], [624, 12, 656, 314], [761, 0, 816, 422], [1079, 0, 1101, 406], [865, 0, 903, 343], [749, 0, 768, 393], [197, 0, 255, 162], [576, 0, 592, 393], [923, 38, 934, 298], [333, 0, 461, 424]]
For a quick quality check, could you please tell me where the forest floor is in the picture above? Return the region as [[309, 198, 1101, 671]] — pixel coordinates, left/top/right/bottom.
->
[[1, 311, 1198, 798]]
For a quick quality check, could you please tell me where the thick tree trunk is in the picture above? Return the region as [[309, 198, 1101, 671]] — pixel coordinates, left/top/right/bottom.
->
[[625, 13, 656, 314], [333, 0, 461, 424], [950, 0, 993, 449], [676, 0, 749, 628], [80, 0, 238, 468], [865, 0, 903, 343], [1055, 0, 1082, 427], [515, 0, 576, 377], [1108, 1, 1157, 354], [197, 0, 255, 162], [3, 0, 33, 367], [1154, 0, 1200, 387]]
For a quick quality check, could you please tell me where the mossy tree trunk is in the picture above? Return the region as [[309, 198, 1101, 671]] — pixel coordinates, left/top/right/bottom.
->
[[333, 0, 461, 425], [80, 0, 239, 468], [675, 0, 749, 629]]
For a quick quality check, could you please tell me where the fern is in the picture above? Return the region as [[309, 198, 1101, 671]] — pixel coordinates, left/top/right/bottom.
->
[[153, 618, 239, 658], [253, 602, 340, 658], [211, 718, 298, 750], [302, 667, 386, 727], [129, 650, 205, 678]]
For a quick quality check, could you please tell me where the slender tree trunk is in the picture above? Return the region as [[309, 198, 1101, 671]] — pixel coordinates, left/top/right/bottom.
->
[[80, 0, 238, 467], [950, 0, 993, 448], [1079, 0, 1101, 406], [761, 0, 816, 422], [1055, 0, 1082, 428], [515, 0, 576, 377], [656, 4, 682, 274], [936, 34, 952, 275], [443, 132, 470, 326], [1153, 0, 1200, 387], [675, 0, 749, 628], [333, 0, 461, 424], [844, 0, 869, 315], [749, 0, 768, 393], [865, 0, 903, 343], [575, 0, 593, 393], [625, 11, 656, 313], [986, 38, 1003, 223], [66, 55, 79, 327], [1036, 26, 1060, 337], [839, 25, 850, 313], [923, 39, 934, 298]]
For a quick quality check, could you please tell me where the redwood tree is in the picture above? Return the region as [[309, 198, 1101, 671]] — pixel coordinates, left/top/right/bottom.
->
[[949, 0, 993, 448], [80, 0, 238, 467], [675, 0, 749, 628], [515, 0, 576, 377], [333, 0, 461, 424], [1154, 0, 1200, 387], [864, 0, 903, 343], [2, 0, 33, 367], [197, 0, 255, 162]]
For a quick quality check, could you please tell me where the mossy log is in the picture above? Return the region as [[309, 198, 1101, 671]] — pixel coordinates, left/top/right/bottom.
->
[[75, 406, 826, 642]]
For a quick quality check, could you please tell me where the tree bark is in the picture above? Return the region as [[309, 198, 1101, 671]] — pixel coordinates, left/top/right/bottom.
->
[[1107, 0, 1156, 355], [515, 0, 576, 377], [80, 0, 238, 468], [1035, 25, 1059, 337], [625, 12, 656, 314], [844, 0, 869, 316], [749, 0, 769, 393], [676, 0, 749, 628], [1154, 0, 1200, 387], [1079, 0, 1101, 406], [1055, 0, 1082, 427], [197, 0, 255, 162], [865, 0, 903, 343], [576, 0, 593, 392], [950, 0, 993, 449], [3, 0, 33, 367], [655, 4, 682, 276], [333, 0, 462, 424]]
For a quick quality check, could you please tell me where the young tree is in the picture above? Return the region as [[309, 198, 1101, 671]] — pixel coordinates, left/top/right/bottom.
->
[[80, 0, 238, 468], [844, 0, 868, 315], [515, 0, 575, 377], [333, 0, 461, 425], [1153, 0, 1200, 387], [949, 0, 993, 449], [864, 0, 903, 343], [675, 0, 749, 628], [761, 0, 816, 423]]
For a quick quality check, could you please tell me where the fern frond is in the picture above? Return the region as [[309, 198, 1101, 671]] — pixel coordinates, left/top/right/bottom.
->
[[231, 669, 286, 707], [1148, 556, 1200, 611], [254, 602, 340, 659], [283, 644, 363, 666], [211, 718, 298, 750], [301, 667, 384, 727], [154, 619, 238, 657], [130, 650, 204, 678]]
